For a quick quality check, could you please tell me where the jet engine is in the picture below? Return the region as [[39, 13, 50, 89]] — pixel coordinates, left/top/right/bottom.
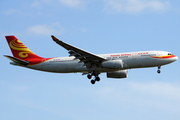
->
[[107, 70, 127, 78], [101, 60, 123, 69]]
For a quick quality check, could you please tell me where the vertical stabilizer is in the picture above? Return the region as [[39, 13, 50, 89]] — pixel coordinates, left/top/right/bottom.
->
[[5, 36, 43, 60]]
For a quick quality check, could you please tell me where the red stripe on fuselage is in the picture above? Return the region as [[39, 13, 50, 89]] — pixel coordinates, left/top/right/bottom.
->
[[161, 55, 176, 58], [27, 58, 53, 66], [151, 55, 176, 59]]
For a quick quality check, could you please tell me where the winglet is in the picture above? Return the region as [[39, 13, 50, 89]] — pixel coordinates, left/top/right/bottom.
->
[[51, 35, 60, 41]]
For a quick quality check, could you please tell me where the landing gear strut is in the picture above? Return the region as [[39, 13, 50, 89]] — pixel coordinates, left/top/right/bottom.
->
[[87, 71, 100, 85], [157, 66, 161, 74]]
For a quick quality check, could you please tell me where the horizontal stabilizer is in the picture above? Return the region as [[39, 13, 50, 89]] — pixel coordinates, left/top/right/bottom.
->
[[4, 55, 29, 66]]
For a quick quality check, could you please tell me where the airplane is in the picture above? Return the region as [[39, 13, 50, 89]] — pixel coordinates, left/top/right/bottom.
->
[[4, 35, 178, 84]]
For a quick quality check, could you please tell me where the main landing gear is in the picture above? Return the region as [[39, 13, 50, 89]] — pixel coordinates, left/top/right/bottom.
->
[[157, 66, 161, 74], [87, 70, 100, 85]]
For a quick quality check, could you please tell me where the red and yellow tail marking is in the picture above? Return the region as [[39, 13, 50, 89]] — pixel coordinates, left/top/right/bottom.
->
[[9, 39, 36, 58], [6, 36, 43, 60], [6, 36, 52, 66]]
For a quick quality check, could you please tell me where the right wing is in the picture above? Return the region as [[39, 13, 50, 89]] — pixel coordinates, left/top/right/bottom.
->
[[51, 35, 106, 68]]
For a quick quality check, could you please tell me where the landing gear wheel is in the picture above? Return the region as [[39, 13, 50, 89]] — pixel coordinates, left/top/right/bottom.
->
[[87, 74, 92, 79], [91, 80, 95, 84], [157, 70, 161, 74], [95, 77, 100, 82]]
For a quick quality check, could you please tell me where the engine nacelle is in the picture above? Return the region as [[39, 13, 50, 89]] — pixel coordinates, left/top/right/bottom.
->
[[101, 60, 123, 69], [107, 70, 128, 78]]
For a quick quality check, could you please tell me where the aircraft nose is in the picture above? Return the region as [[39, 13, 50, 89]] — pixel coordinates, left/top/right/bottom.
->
[[174, 56, 178, 61]]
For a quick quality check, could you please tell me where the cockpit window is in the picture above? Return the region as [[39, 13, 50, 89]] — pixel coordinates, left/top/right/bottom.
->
[[168, 53, 173, 55]]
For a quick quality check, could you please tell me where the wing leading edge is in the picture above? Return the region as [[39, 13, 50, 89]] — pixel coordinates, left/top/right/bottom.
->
[[51, 35, 106, 68]]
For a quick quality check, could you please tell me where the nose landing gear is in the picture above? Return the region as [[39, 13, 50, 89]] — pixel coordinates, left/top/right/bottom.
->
[[157, 66, 161, 74], [157, 70, 161, 74]]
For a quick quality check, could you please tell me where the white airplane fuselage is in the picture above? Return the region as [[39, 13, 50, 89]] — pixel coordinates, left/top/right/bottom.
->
[[26, 51, 177, 73]]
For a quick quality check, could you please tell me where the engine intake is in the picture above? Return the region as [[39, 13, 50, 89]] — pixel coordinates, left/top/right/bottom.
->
[[107, 70, 127, 78]]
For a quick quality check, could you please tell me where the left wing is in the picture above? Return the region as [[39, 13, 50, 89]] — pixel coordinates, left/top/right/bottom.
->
[[51, 35, 106, 68]]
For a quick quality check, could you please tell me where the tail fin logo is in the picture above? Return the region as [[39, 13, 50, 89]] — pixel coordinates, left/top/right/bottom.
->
[[9, 39, 34, 58]]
